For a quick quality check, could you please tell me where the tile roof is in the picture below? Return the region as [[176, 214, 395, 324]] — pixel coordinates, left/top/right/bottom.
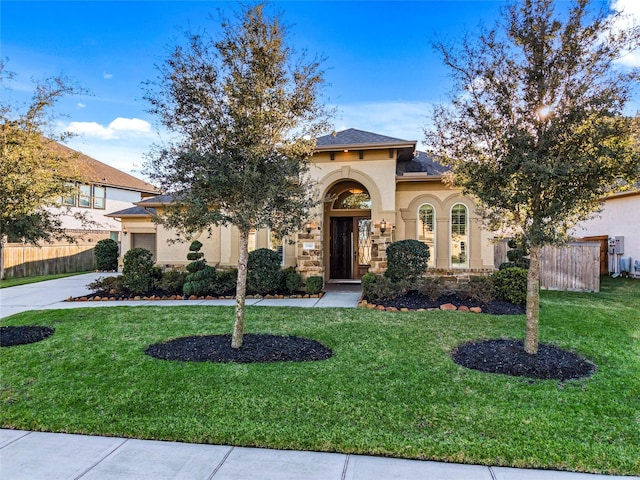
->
[[315, 128, 415, 149], [48, 140, 158, 194], [396, 151, 449, 176], [105, 206, 156, 217]]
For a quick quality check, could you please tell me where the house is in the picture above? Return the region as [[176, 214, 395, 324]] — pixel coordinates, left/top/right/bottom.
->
[[50, 142, 158, 243], [570, 189, 640, 276], [110, 129, 497, 280], [1, 142, 158, 278]]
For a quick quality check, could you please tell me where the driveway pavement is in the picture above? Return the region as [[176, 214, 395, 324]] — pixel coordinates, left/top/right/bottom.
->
[[1, 274, 637, 479]]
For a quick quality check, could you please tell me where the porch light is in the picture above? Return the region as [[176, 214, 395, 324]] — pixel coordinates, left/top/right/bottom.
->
[[380, 219, 387, 234], [305, 222, 312, 234], [122, 227, 128, 236]]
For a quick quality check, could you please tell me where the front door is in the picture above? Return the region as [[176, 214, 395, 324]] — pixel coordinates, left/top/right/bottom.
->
[[330, 217, 371, 280]]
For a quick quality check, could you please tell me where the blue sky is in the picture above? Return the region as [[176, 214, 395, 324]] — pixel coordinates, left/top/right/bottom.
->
[[2, 0, 639, 178]]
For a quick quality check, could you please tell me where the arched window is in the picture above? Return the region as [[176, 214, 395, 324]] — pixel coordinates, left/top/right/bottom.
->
[[333, 189, 371, 210], [451, 203, 468, 268], [417, 204, 435, 267]]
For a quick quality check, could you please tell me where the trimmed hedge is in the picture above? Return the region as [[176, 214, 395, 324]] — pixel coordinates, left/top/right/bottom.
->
[[493, 267, 528, 306], [122, 248, 161, 294], [247, 248, 283, 295], [94, 239, 119, 271], [384, 240, 430, 282]]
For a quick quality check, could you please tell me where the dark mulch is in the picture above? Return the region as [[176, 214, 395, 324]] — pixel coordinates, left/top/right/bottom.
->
[[0, 326, 55, 347], [451, 339, 596, 380], [379, 291, 525, 315], [146, 333, 333, 363]]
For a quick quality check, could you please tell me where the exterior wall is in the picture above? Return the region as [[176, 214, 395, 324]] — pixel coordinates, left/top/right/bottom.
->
[[396, 180, 494, 272], [569, 193, 640, 267], [57, 186, 144, 233]]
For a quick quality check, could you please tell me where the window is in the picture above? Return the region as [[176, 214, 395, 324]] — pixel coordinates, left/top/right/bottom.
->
[[93, 186, 106, 209], [78, 184, 91, 207], [269, 230, 284, 264], [248, 229, 257, 253], [61, 182, 76, 206], [451, 203, 468, 268], [333, 189, 371, 210], [418, 204, 435, 267]]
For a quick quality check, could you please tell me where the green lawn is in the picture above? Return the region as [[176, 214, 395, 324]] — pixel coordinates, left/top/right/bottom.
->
[[1, 277, 638, 475], [0, 271, 91, 289]]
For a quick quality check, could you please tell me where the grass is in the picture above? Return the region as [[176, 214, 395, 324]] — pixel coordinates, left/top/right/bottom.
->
[[0, 271, 91, 289], [1, 276, 638, 475]]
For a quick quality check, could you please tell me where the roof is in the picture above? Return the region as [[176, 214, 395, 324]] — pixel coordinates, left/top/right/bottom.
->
[[105, 206, 156, 218], [396, 151, 449, 177], [48, 140, 158, 194], [315, 128, 416, 151], [135, 194, 177, 207]]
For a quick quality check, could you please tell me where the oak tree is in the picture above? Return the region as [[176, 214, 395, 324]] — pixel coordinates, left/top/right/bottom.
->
[[426, 0, 640, 354], [143, 4, 331, 348]]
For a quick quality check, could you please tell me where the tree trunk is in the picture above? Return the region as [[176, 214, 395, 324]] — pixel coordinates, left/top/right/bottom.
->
[[232, 229, 249, 349], [525, 244, 541, 355]]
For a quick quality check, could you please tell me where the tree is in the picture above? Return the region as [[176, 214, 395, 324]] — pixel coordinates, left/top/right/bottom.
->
[[0, 62, 88, 280], [143, 3, 331, 348], [426, 0, 640, 354]]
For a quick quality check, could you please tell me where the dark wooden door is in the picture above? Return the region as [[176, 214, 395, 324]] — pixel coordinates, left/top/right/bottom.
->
[[330, 217, 353, 279]]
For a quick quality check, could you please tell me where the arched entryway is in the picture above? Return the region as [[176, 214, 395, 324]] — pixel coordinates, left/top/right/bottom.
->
[[325, 181, 372, 280]]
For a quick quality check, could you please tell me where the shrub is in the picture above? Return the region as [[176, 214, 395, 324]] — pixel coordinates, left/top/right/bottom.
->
[[305, 276, 323, 295], [361, 272, 377, 299], [87, 275, 125, 294], [421, 277, 445, 302], [158, 269, 187, 295], [493, 267, 528, 305], [122, 248, 160, 294], [211, 268, 238, 296], [362, 275, 410, 302], [283, 269, 302, 294], [463, 275, 496, 305], [183, 241, 216, 297], [384, 239, 430, 282], [247, 248, 282, 294], [94, 239, 119, 271]]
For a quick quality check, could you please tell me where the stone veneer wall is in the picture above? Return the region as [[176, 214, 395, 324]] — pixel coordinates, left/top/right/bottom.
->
[[296, 230, 323, 281]]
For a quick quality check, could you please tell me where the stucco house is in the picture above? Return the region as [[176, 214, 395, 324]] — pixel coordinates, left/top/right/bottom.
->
[[110, 129, 497, 281]]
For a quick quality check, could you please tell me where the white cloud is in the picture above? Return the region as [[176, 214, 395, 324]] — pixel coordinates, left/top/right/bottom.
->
[[103, 72, 114, 79], [65, 117, 153, 140], [77, 103, 86, 109], [610, 0, 640, 67]]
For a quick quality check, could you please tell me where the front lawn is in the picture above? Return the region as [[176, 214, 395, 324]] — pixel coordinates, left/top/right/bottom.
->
[[0, 271, 91, 289], [1, 277, 638, 475]]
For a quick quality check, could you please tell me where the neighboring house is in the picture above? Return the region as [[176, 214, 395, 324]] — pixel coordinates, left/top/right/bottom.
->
[[51, 142, 158, 243], [570, 189, 640, 276], [110, 129, 497, 280]]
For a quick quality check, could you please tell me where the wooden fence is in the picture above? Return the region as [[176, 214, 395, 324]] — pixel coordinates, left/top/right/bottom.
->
[[540, 243, 600, 292], [494, 240, 600, 292], [1, 244, 96, 279]]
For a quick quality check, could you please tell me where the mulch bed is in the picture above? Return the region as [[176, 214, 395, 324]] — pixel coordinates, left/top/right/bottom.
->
[[452, 339, 596, 380], [0, 326, 55, 347], [374, 291, 525, 315], [146, 333, 333, 363]]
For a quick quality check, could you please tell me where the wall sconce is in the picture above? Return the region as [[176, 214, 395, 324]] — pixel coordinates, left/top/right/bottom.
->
[[380, 219, 387, 234], [305, 222, 312, 234], [122, 227, 128, 236]]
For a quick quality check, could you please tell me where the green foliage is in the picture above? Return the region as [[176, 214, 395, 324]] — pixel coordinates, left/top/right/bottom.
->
[[282, 268, 302, 294], [362, 275, 411, 303], [87, 275, 126, 295], [361, 273, 376, 299], [94, 239, 119, 271], [158, 269, 188, 295], [462, 275, 496, 305], [247, 248, 283, 295], [493, 267, 528, 306], [384, 240, 430, 282], [122, 248, 160, 294], [210, 268, 238, 296], [183, 240, 215, 296], [421, 277, 445, 302], [305, 276, 323, 295]]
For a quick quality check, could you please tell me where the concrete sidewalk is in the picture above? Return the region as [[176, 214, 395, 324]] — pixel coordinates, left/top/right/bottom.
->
[[2, 430, 634, 480], [0, 272, 361, 319]]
